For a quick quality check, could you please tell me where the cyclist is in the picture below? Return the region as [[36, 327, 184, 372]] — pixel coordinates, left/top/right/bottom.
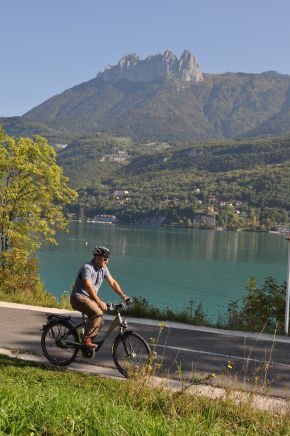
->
[[70, 245, 129, 348]]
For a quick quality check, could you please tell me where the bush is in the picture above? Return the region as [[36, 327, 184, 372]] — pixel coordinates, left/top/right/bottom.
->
[[227, 276, 286, 334], [0, 250, 59, 307], [125, 296, 209, 326]]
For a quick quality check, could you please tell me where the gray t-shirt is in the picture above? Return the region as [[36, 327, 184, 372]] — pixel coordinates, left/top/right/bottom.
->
[[71, 258, 111, 297]]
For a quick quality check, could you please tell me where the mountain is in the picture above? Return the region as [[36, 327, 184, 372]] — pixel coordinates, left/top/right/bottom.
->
[[2, 50, 290, 143], [97, 49, 203, 83]]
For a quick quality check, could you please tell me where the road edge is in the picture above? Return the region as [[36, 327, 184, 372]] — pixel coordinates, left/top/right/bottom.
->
[[1, 300, 290, 343]]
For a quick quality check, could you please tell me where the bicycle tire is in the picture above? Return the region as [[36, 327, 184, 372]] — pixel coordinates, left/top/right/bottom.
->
[[112, 331, 151, 377], [41, 320, 79, 366]]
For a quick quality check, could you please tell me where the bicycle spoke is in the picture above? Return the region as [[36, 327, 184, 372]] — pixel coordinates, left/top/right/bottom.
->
[[41, 321, 78, 366], [113, 332, 150, 377]]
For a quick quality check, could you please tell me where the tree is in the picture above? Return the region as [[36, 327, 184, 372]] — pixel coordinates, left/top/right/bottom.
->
[[0, 127, 77, 270]]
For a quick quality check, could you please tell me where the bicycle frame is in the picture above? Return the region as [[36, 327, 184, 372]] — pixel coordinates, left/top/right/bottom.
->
[[90, 311, 128, 351], [57, 310, 128, 353]]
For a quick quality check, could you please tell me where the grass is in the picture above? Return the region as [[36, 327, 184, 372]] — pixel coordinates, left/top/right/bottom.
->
[[0, 355, 289, 435], [0, 289, 71, 310]]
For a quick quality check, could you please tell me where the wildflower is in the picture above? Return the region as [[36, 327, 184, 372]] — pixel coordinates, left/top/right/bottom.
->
[[255, 376, 259, 383], [150, 337, 155, 342], [265, 363, 269, 368], [227, 362, 232, 369], [211, 374, 216, 379]]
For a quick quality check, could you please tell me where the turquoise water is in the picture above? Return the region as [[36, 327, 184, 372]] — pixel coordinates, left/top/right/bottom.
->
[[38, 222, 288, 321]]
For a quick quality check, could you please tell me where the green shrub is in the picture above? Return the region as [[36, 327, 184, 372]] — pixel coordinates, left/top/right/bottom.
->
[[227, 276, 286, 334]]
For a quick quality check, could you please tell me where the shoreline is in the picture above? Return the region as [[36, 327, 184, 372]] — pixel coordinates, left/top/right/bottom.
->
[[70, 219, 289, 235]]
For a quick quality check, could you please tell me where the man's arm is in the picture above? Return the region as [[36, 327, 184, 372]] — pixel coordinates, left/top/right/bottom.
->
[[106, 276, 128, 301], [83, 279, 107, 311]]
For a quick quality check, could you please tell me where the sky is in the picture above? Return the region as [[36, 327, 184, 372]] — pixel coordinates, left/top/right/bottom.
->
[[1, 0, 290, 117]]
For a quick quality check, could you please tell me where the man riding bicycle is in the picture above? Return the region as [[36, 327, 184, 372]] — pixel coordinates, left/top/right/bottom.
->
[[70, 245, 129, 348]]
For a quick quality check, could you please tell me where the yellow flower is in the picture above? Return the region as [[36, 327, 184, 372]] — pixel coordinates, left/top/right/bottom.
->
[[265, 363, 269, 368], [228, 364, 232, 369], [211, 374, 216, 379]]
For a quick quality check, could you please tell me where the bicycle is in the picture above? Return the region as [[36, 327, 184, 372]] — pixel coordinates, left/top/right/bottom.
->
[[40, 300, 151, 377]]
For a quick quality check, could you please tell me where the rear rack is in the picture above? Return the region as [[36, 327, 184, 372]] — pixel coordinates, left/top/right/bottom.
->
[[46, 313, 72, 321]]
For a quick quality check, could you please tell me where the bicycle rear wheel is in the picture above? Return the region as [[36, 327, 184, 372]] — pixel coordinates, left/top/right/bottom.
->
[[41, 320, 79, 366], [112, 331, 151, 377]]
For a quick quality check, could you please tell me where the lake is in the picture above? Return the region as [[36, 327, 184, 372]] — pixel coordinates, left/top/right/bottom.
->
[[38, 222, 288, 322]]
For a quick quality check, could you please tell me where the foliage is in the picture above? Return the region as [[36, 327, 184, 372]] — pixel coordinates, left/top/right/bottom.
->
[[227, 277, 286, 334], [127, 277, 287, 335], [126, 296, 209, 326], [0, 250, 63, 307], [0, 126, 77, 256], [56, 134, 290, 230], [0, 355, 289, 434], [0, 126, 77, 298]]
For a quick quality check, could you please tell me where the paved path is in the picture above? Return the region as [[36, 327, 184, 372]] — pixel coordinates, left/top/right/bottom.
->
[[0, 302, 289, 400]]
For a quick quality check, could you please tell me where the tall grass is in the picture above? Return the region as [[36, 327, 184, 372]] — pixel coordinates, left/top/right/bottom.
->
[[0, 355, 289, 435]]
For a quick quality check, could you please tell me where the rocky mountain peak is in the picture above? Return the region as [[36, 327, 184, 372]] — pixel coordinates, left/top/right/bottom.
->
[[98, 50, 203, 83], [179, 49, 203, 81], [119, 53, 139, 68]]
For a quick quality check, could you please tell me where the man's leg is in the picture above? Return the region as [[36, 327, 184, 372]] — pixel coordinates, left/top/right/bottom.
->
[[70, 295, 104, 338]]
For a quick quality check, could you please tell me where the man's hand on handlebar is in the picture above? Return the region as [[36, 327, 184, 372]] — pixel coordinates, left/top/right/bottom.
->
[[106, 298, 133, 311], [98, 300, 108, 311], [124, 296, 133, 305], [122, 294, 130, 302]]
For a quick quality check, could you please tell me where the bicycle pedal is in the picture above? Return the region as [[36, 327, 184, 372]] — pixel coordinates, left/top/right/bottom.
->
[[80, 347, 95, 359]]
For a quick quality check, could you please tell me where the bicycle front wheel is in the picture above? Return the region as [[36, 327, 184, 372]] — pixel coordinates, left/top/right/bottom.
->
[[112, 331, 151, 377], [41, 320, 79, 366]]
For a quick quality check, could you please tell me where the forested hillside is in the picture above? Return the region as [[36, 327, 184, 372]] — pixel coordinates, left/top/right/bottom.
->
[[57, 134, 290, 230], [0, 117, 76, 147], [17, 71, 290, 143]]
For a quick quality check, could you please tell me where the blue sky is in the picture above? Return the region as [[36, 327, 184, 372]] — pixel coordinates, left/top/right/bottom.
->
[[1, 0, 290, 116]]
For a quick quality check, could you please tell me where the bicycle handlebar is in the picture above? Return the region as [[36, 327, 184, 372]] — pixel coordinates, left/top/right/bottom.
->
[[106, 298, 133, 312]]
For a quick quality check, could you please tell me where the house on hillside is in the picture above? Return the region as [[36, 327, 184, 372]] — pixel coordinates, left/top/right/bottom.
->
[[208, 195, 217, 203], [113, 190, 129, 198]]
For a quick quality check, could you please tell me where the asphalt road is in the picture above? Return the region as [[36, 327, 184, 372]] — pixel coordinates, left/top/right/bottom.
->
[[0, 303, 289, 399]]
